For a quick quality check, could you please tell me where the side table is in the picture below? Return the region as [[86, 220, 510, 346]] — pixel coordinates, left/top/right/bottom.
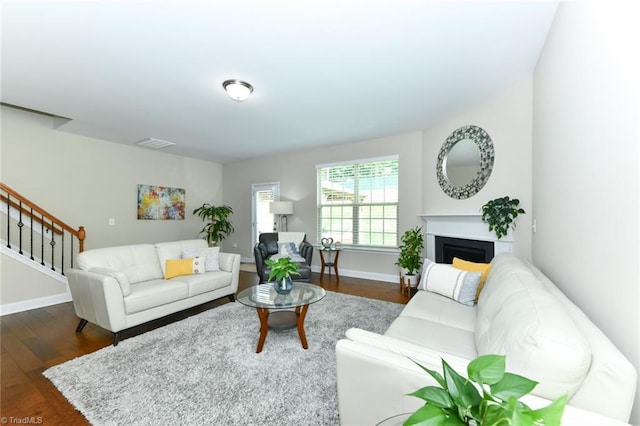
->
[[318, 247, 341, 281]]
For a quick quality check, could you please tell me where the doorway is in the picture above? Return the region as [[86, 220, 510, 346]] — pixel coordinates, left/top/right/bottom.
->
[[251, 182, 280, 252]]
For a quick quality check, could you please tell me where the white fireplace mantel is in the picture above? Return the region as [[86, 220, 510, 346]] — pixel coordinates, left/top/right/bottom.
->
[[418, 214, 513, 260]]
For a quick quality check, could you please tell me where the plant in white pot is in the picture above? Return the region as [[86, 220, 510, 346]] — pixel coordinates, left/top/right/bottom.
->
[[396, 226, 425, 288]]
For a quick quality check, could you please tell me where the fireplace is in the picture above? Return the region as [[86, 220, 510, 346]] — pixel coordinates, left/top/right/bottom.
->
[[420, 215, 511, 262], [435, 236, 494, 264]]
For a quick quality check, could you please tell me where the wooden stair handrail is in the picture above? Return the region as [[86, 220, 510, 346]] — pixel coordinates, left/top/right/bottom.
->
[[0, 182, 86, 252], [1, 195, 64, 235]]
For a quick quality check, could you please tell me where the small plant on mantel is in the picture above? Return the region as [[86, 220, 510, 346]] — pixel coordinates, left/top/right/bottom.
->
[[480, 196, 525, 240], [404, 354, 566, 426]]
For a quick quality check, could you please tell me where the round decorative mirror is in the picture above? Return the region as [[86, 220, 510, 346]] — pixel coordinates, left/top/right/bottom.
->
[[437, 125, 494, 199]]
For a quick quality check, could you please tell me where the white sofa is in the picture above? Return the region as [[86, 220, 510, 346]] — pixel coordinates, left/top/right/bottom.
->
[[67, 239, 241, 346], [336, 253, 637, 425]]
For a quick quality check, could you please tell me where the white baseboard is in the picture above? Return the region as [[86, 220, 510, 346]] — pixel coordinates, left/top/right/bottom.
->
[[1, 291, 72, 316], [310, 265, 398, 284]]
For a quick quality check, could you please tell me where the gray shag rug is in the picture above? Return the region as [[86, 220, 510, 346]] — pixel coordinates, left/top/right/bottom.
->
[[44, 291, 403, 425]]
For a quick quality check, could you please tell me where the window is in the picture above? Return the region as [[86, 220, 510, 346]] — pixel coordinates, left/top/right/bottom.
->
[[317, 156, 399, 248]]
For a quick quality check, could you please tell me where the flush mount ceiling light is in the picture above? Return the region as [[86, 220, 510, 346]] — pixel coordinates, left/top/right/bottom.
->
[[222, 79, 254, 102]]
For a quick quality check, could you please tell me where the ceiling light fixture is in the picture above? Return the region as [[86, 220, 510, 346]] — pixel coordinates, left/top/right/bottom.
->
[[222, 79, 254, 102]]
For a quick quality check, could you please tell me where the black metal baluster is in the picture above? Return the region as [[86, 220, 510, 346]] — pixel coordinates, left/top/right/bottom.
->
[[17, 201, 24, 254], [70, 236, 74, 269], [40, 214, 45, 266], [50, 219, 56, 271], [61, 229, 65, 275], [30, 208, 34, 260], [6, 194, 10, 249]]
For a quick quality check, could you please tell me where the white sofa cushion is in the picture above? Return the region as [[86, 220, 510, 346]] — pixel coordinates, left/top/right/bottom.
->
[[124, 279, 189, 314], [386, 315, 478, 361], [155, 239, 208, 277], [476, 253, 592, 400], [77, 244, 163, 285], [174, 271, 234, 297], [399, 290, 476, 332]]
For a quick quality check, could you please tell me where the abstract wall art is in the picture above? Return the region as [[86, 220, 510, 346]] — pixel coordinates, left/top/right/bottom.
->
[[137, 184, 185, 220]]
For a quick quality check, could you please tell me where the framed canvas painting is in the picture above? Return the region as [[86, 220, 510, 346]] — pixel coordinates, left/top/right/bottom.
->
[[137, 184, 185, 220]]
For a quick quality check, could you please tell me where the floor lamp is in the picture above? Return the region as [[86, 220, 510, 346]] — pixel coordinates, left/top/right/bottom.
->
[[270, 201, 294, 232]]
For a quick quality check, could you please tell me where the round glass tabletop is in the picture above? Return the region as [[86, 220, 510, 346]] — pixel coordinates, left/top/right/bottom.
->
[[236, 282, 326, 309]]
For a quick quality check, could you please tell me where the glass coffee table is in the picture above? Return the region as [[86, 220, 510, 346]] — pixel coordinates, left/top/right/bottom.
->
[[237, 282, 326, 353]]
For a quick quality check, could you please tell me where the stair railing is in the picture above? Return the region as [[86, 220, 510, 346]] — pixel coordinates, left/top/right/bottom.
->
[[1, 182, 86, 276]]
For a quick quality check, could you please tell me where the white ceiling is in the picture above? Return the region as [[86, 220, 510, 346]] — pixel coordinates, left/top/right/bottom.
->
[[1, 1, 558, 163]]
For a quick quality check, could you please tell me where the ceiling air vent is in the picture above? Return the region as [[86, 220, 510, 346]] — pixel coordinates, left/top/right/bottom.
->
[[136, 138, 176, 149]]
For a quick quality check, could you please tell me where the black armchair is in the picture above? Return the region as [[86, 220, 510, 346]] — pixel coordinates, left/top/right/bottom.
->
[[254, 232, 314, 283]]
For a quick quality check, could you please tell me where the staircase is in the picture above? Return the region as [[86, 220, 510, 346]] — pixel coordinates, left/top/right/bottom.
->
[[1, 182, 86, 315]]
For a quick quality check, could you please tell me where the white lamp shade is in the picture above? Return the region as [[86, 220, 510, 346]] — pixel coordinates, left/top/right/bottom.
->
[[270, 201, 294, 215]]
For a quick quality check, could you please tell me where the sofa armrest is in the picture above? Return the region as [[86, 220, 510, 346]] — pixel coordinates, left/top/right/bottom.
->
[[336, 338, 439, 425], [66, 268, 128, 333], [218, 252, 241, 293], [87, 266, 131, 296], [337, 328, 477, 425]]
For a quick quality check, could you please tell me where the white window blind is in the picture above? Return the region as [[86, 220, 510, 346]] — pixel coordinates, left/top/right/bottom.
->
[[317, 156, 399, 248]]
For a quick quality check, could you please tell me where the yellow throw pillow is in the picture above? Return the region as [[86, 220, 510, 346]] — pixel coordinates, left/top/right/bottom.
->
[[165, 258, 194, 280], [452, 257, 492, 301]]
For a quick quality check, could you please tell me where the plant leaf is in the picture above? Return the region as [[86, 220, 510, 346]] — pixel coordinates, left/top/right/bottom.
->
[[407, 387, 454, 409], [443, 360, 481, 410], [523, 394, 567, 426], [402, 404, 448, 426], [411, 360, 447, 388], [491, 373, 538, 401], [482, 403, 509, 426], [467, 354, 505, 385]]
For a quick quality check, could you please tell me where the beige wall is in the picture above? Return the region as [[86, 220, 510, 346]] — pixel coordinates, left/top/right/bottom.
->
[[1, 105, 225, 305], [533, 2, 640, 423], [422, 78, 534, 259], [1, 254, 68, 305], [223, 132, 423, 281]]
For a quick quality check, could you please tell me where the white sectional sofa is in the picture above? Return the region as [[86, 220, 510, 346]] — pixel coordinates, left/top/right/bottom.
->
[[336, 253, 637, 425], [67, 239, 241, 346]]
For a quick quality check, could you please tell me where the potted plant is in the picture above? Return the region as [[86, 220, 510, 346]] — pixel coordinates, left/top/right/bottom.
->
[[192, 204, 235, 246], [480, 196, 525, 239], [265, 257, 299, 294], [396, 226, 425, 288], [405, 354, 566, 425]]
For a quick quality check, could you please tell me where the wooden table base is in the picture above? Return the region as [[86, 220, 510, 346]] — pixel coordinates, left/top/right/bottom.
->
[[255, 305, 310, 353]]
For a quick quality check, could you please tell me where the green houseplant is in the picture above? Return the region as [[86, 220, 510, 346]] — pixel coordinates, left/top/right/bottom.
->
[[396, 226, 425, 287], [192, 204, 235, 246], [265, 257, 299, 294], [405, 354, 566, 426], [480, 196, 525, 240]]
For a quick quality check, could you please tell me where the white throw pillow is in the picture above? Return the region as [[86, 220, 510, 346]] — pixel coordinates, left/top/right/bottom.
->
[[418, 259, 482, 306], [277, 241, 300, 257], [182, 246, 220, 271], [192, 256, 204, 274]]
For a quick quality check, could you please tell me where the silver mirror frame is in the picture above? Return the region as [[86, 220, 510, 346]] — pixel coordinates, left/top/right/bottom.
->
[[437, 125, 495, 199]]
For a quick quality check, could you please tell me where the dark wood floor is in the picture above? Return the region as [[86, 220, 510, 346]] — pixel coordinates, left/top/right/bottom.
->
[[1, 270, 409, 425]]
